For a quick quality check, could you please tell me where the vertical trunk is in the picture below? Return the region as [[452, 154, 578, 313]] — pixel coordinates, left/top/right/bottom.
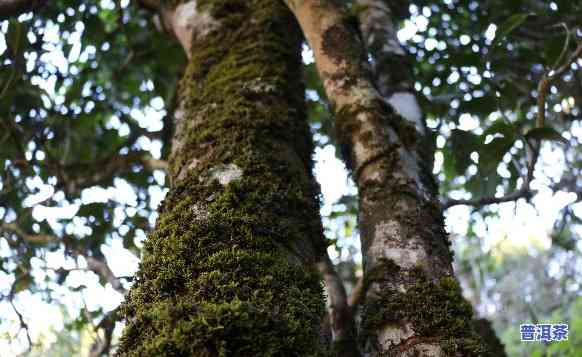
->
[[117, 1, 326, 355], [357, 2, 505, 356], [355, 0, 434, 167], [284, 1, 484, 355]]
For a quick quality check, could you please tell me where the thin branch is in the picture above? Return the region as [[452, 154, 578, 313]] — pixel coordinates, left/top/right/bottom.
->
[[83, 255, 127, 295], [316, 254, 359, 357], [89, 309, 119, 357], [1, 223, 59, 245], [442, 188, 534, 210], [9, 273, 33, 353], [1, 224, 127, 294], [537, 40, 582, 128], [9, 299, 33, 353], [55, 152, 167, 195]]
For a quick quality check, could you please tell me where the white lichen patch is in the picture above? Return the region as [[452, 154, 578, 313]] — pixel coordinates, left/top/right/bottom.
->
[[169, 1, 221, 57], [370, 220, 429, 269], [395, 147, 428, 197], [243, 79, 277, 94], [190, 203, 210, 221], [204, 163, 243, 186], [378, 322, 414, 350], [387, 92, 424, 134], [381, 39, 406, 56]]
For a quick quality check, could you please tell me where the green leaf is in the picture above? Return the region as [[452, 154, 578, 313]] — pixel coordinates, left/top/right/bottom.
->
[[13, 273, 34, 293], [492, 13, 531, 47], [525, 127, 568, 144], [483, 119, 515, 138]]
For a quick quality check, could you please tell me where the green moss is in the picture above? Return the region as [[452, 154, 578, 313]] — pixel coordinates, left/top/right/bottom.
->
[[117, 1, 327, 355], [321, 23, 361, 65], [363, 257, 401, 287], [471, 318, 507, 357], [361, 259, 484, 356], [394, 119, 418, 149]]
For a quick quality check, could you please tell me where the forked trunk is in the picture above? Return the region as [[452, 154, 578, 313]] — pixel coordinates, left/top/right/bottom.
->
[[284, 0, 485, 355]]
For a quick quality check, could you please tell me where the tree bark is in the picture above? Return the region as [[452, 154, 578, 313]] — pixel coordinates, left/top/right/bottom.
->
[[356, 2, 507, 355], [284, 0, 484, 355], [117, 1, 327, 355]]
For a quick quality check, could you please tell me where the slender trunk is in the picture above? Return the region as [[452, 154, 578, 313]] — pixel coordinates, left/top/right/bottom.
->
[[357, 2, 506, 355], [355, 0, 434, 167], [117, 1, 327, 355], [284, 1, 484, 355]]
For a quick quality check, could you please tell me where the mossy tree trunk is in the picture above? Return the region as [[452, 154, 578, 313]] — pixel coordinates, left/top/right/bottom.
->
[[284, 0, 485, 355], [356, 2, 507, 356], [117, 1, 328, 355]]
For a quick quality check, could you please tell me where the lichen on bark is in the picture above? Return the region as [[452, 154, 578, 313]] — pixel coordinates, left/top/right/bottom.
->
[[117, 1, 327, 355]]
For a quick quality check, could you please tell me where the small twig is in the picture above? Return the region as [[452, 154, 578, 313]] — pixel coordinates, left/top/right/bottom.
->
[[442, 187, 535, 210], [9, 299, 33, 353], [1, 223, 60, 245], [83, 255, 127, 295], [89, 309, 119, 357], [537, 32, 582, 129], [9, 274, 33, 353]]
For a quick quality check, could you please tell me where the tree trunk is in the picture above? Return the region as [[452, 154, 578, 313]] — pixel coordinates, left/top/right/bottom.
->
[[356, 2, 506, 355], [284, 0, 484, 355], [117, 1, 327, 355]]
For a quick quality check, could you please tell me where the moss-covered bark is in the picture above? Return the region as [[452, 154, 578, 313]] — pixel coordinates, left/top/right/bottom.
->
[[117, 1, 327, 355]]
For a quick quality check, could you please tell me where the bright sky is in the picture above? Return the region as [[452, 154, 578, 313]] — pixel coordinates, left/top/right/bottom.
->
[[1, 4, 580, 355]]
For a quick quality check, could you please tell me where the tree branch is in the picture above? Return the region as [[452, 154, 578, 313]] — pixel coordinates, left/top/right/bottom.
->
[[89, 308, 120, 357], [1, 224, 127, 294], [55, 152, 167, 195], [83, 255, 127, 295], [442, 188, 535, 210], [316, 254, 358, 356], [537, 40, 582, 129], [1, 223, 59, 245], [7, 270, 34, 353]]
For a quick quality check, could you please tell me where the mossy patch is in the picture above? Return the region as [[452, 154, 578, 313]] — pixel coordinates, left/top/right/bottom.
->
[[321, 23, 361, 65], [361, 259, 484, 356]]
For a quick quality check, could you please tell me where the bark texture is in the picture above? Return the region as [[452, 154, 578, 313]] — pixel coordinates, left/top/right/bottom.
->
[[117, 1, 327, 355], [355, 0, 433, 166], [285, 0, 484, 355]]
